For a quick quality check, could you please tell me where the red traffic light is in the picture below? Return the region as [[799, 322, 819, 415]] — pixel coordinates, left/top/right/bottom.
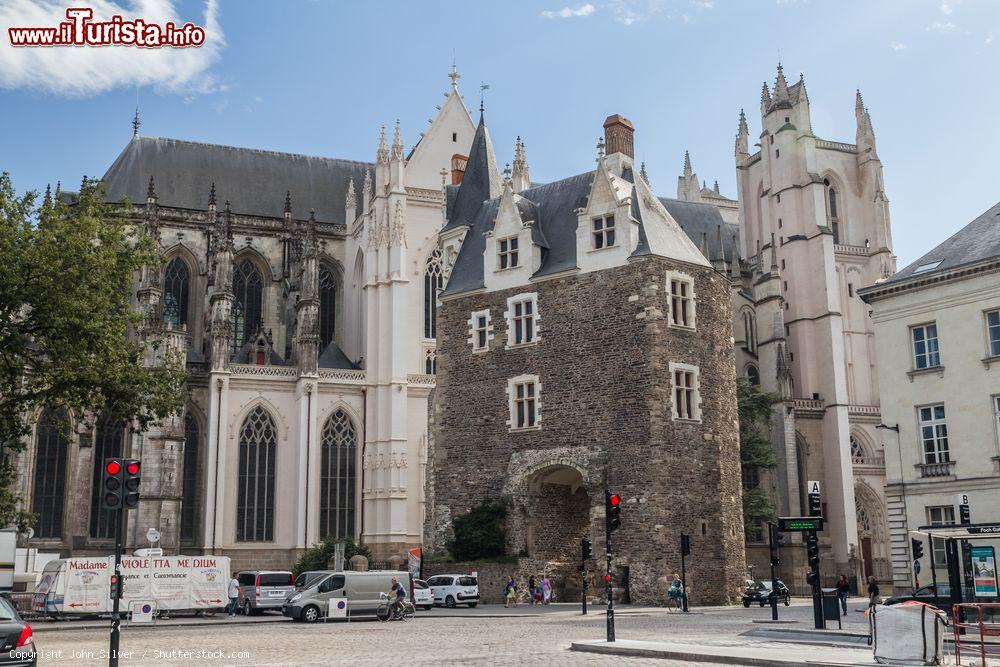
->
[[105, 460, 121, 475], [126, 461, 140, 475], [609, 494, 621, 507], [605, 574, 612, 582]]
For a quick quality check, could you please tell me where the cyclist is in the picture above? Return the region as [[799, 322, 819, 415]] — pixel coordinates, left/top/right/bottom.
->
[[667, 572, 684, 608], [388, 577, 407, 618]]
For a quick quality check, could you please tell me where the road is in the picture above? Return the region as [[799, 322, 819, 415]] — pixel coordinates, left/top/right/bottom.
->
[[29, 598, 873, 666]]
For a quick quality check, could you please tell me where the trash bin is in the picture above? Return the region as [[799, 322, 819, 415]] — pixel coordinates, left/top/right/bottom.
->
[[821, 587, 843, 629], [871, 602, 946, 665]]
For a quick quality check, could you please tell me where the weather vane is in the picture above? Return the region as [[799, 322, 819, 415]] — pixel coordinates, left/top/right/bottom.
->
[[479, 82, 490, 113]]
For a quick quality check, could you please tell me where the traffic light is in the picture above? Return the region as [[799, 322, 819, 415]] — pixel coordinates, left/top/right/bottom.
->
[[581, 537, 592, 561], [806, 571, 819, 587], [109, 573, 123, 600], [102, 458, 123, 509], [911, 537, 925, 561], [806, 531, 820, 568], [606, 492, 622, 533], [123, 459, 141, 508], [681, 533, 691, 557]]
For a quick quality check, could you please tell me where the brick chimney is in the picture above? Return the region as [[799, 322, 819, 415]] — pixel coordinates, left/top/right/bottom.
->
[[603, 114, 635, 159]]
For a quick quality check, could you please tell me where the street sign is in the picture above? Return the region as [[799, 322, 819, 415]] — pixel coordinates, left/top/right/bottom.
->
[[328, 598, 348, 620], [807, 480, 822, 517], [914, 559, 921, 574], [130, 601, 155, 623], [146, 528, 161, 544], [956, 494, 972, 525], [778, 516, 824, 532]]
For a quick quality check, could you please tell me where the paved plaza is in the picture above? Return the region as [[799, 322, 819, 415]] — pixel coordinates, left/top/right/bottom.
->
[[28, 599, 881, 666]]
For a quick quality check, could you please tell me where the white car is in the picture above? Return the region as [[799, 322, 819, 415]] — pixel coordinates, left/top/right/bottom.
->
[[426, 574, 479, 608], [413, 579, 433, 610]]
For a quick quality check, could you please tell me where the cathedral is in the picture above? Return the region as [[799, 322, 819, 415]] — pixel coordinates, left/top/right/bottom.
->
[[678, 65, 895, 590]]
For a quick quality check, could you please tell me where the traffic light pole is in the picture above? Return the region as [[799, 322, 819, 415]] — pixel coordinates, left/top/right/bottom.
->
[[680, 535, 689, 613], [809, 529, 824, 630], [769, 523, 779, 621], [109, 505, 124, 667], [582, 562, 587, 616], [605, 490, 615, 643]]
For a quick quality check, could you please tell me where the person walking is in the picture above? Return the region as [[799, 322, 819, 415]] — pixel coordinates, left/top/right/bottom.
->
[[528, 575, 537, 605], [227, 572, 240, 618], [836, 574, 850, 616], [541, 575, 552, 605], [867, 576, 881, 609], [504, 575, 518, 608]]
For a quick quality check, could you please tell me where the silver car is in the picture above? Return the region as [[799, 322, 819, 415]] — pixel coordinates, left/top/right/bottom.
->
[[236, 570, 295, 615]]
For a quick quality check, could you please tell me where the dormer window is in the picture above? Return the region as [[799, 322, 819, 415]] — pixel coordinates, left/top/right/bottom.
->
[[498, 236, 519, 270], [592, 215, 616, 249]]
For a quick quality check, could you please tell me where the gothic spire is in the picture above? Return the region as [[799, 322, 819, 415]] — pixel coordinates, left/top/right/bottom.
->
[[773, 63, 791, 108], [146, 175, 157, 201], [700, 232, 709, 258], [284, 190, 292, 215], [449, 108, 502, 225], [713, 180, 720, 194], [683, 150, 692, 177], [797, 73, 808, 102], [714, 224, 725, 269], [346, 177, 357, 210], [730, 234, 741, 281], [770, 233, 779, 272], [511, 135, 530, 191], [391, 119, 404, 161], [760, 82, 772, 114], [305, 208, 318, 256], [376, 124, 389, 164], [639, 161, 649, 186], [736, 108, 749, 157], [208, 182, 217, 208]]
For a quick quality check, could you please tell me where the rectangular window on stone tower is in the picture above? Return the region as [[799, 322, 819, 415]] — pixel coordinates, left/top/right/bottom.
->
[[986, 310, 1000, 358], [592, 215, 616, 249], [667, 272, 696, 329], [498, 236, 519, 270], [507, 375, 541, 431], [506, 293, 539, 347], [669, 363, 700, 421], [469, 309, 491, 352], [911, 323, 941, 369]]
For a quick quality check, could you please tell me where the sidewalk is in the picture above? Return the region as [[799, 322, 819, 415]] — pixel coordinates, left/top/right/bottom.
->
[[570, 638, 879, 666]]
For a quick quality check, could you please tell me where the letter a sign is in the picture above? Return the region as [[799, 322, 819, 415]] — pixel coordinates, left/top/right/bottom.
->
[[807, 480, 822, 517]]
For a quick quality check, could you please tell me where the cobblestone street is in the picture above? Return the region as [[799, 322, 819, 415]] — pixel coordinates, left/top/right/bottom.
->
[[29, 599, 874, 666]]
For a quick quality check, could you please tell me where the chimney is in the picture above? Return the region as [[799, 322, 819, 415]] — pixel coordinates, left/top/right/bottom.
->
[[603, 114, 635, 159]]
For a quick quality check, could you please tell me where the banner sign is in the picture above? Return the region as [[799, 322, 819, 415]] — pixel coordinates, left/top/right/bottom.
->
[[408, 547, 422, 581], [64, 558, 110, 612], [971, 546, 998, 598]]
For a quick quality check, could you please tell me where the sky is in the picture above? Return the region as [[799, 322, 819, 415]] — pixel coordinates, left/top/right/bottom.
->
[[1, 0, 998, 268]]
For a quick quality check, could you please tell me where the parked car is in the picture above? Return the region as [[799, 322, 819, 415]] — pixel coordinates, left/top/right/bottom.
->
[[413, 579, 433, 610], [0, 596, 36, 666], [883, 584, 973, 616], [236, 570, 295, 615], [426, 574, 479, 608], [743, 580, 790, 608], [295, 571, 332, 591], [283, 571, 413, 622]]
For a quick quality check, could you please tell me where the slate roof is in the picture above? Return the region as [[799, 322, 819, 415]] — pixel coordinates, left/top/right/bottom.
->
[[659, 197, 741, 263], [102, 136, 372, 224], [319, 341, 360, 369], [877, 200, 1000, 287], [442, 113, 502, 234]]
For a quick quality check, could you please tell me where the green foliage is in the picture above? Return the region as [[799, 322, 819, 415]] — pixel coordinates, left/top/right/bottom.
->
[[448, 498, 507, 562], [291, 536, 372, 576], [0, 173, 187, 530], [737, 378, 778, 536]]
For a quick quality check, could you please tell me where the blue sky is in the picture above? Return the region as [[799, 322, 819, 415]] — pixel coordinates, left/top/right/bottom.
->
[[1, 0, 998, 267]]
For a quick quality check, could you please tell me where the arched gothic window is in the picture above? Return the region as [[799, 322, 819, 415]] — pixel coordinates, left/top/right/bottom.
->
[[236, 406, 276, 542], [319, 265, 337, 351], [746, 364, 760, 387], [824, 178, 840, 244], [423, 250, 443, 339], [89, 413, 125, 539], [319, 410, 358, 539], [850, 435, 866, 464], [743, 311, 757, 354], [180, 411, 200, 542], [162, 257, 190, 329], [33, 407, 69, 539], [232, 259, 263, 354]]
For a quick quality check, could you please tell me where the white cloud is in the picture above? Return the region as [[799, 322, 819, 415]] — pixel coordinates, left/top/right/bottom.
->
[[540, 3, 595, 18], [986, 33, 994, 44], [692, 0, 714, 8], [926, 20, 959, 33], [0, 0, 224, 97], [608, 0, 666, 25], [890, 41, 907, 50], [939, 1, 961, 15]]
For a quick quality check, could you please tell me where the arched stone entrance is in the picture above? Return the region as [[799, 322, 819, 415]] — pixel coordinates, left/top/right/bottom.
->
[[522, 465, 591, 562]]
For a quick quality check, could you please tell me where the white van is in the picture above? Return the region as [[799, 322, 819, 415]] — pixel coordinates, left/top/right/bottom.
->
[[283, 570, 412, 622], [426, 574, 479, 608]]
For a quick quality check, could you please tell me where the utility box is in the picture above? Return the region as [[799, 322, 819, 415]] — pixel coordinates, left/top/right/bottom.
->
[[871, 603, 946, 665]]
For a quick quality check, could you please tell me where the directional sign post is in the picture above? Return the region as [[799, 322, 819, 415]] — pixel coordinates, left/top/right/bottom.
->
[[806, 481, 823, 630]]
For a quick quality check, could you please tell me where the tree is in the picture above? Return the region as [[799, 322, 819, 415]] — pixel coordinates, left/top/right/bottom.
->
[[0, 173, 186, 530], [448, 499, 507, 562], [737, 378, 778, 537], [291, 536, 372, 576]]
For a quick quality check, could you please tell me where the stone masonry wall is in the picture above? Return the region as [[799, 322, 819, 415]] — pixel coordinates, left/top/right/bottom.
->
[[430, 257, 745, 605]]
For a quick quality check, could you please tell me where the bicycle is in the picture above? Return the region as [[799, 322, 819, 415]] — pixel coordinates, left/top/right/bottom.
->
[[376, 592, 415, 622], [666, 588, 685, 612]]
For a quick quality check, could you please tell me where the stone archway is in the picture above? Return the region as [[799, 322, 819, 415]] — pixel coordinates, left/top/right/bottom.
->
[[522, 465, 591, 562]]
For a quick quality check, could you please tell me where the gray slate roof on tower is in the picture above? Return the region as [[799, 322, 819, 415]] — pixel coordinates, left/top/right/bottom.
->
[[442, 113, 502, 233], [879, 200, 1000, 286], [102, 136, 372, 223]]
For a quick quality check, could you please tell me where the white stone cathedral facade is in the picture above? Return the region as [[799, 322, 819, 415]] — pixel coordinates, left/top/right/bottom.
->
[[16, 72, 476, 566]]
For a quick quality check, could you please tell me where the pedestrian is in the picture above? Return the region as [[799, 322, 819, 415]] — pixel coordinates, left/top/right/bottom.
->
[[528, 575, 537, 605], [227, 572, 240, 618], [542, 575, 552, 604], [836, 574, 850, 616], [867, 576, 881, 609], [504, 575, 517, 608]]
